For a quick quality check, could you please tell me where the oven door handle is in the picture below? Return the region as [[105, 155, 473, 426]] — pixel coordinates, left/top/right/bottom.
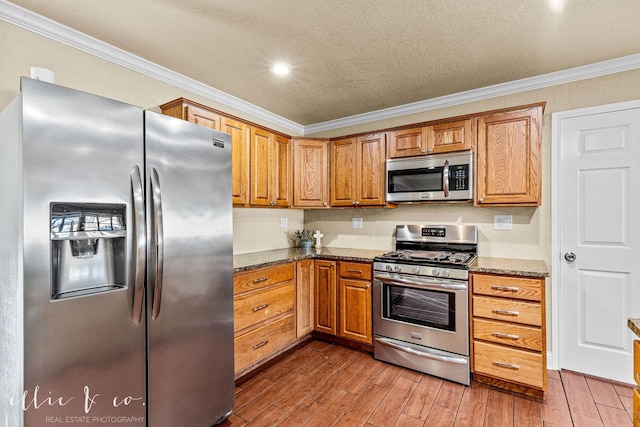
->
[[374, 274, 467, 291], [375, 337, 467, 365]]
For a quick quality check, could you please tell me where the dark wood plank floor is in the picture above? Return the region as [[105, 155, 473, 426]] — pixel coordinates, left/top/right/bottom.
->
[[223, 340, 635, 426]]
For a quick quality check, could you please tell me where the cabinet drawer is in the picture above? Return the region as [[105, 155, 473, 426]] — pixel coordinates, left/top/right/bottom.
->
[[339, 262, 372, 280], [234, 283, 294, 333], [234, 314, 295, 373], [635, 340, 640, 387], [473, 341, 544, 389], [473, 318, 542, 351], [472, 274, 542, 302], [234, 263, 295, 295], [473, 296, 541, 326]]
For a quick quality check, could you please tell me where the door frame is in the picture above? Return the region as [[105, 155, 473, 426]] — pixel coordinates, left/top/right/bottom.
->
[[550, 98, 640, 371]]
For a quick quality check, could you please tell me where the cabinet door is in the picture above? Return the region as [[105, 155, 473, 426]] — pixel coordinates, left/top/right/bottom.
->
[[272, 134, 292, 207], [185, 104, 221, 130], [293, 139, 329, 208], [296, 259, 314, 338], [427, 119, 472, 154], [250, 127, 273, 206], [388, 127, 426, 158], [476, 107, 542, 206], [221, 117, 249, 206], [330, 138, 357, 207], [314, 260, 337, 335], [357, 133, 387, 206], [338, 278, 372, 344]]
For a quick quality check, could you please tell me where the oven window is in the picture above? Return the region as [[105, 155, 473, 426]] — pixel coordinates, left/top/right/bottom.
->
[[383, 283, 455, 331], [388, 167, 443, 193]]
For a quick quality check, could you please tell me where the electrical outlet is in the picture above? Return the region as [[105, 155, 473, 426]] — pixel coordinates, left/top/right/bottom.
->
[[352, 217, 363, 229], [494, 215, 512, 230], [280, 217, 288, 228]]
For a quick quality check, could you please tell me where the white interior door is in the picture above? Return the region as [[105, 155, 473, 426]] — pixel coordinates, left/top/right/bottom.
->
[[554, 102, 640, 383]]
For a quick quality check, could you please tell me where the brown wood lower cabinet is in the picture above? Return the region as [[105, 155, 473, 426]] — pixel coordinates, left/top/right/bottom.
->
[[233, 263, 297, 376], [634, 340, 640, 426], [338, 262, 372, 344], [470, 272, 547, 398], [314, 260, 373, 346], [313, 260, 337, 335]]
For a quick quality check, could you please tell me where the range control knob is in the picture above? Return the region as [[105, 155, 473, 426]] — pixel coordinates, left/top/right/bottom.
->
[[412, 267, 421, 274], [385, 265, 393, 272], [442, 269, 450, 277], [432, 269, 440, 276], [393, 266, 402, 273]]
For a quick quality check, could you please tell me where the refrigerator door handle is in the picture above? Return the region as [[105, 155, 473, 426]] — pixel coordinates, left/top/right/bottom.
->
[[150, 167, 165, 320], [130, 166, 146, 325]]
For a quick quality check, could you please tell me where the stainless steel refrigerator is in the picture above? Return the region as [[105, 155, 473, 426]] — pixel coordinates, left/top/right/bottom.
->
[[0, 78, 234, 427]]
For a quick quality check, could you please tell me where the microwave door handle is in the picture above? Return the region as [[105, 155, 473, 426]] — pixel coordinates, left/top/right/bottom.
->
[[443, 159, 450, 197]]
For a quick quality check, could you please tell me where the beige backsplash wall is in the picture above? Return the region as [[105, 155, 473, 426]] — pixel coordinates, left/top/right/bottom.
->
[[233, 208, 305, 254], [304, 204, 545, 259]]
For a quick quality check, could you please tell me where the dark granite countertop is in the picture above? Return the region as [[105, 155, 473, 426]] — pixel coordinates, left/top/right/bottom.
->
[[233, 247, 387, 272], [470, 257, 550, 278], [234, 248, 549, 278], [629, 318, 640, 339]]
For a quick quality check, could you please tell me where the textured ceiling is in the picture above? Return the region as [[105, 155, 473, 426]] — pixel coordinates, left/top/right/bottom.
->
[[9, 0, 640, 125]]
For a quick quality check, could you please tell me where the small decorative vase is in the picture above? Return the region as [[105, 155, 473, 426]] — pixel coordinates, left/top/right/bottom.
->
[[300, 241, 313, 249]]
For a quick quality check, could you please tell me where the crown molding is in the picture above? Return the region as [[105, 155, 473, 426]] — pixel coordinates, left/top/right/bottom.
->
[[304, 53, 640, 134], [0, 1, 305, 135], [3, 0, 640, 137]]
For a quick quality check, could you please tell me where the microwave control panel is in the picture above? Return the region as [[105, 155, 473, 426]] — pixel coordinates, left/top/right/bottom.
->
[[450, 165, 469, 190]]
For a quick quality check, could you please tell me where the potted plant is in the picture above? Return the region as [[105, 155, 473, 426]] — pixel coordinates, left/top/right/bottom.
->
[[294, 229, 315, 249]]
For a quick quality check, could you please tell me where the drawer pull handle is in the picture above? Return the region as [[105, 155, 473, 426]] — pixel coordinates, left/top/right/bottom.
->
[[491, 285, 519, 292], [347, 269, 363, 274], [492, 309, 519, 316], [492, 332, 520, 340], [493, 361, 520, 370], [252, 303, 269, 312], [252, 340, 269, 350], [252, 277, 269, 283]]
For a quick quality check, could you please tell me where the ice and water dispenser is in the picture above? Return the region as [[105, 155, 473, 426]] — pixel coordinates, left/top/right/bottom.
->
[[50, 203, 127, 300]]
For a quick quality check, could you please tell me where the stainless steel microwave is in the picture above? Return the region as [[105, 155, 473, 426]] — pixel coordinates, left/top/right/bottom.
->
[[386, 150, 473, 202]]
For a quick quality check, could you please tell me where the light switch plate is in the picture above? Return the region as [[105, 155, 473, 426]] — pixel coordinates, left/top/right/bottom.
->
[[352, 217, 363, 229], [280, 217, 288, 228], [494, 215, 512, 230]]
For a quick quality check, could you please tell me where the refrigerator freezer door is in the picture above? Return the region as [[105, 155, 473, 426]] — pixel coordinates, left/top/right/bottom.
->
[[144, 111, 234, 426], [19, 78, 146, 426]]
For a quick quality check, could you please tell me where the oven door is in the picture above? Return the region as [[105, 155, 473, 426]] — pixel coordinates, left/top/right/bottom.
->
[[373, 272, 468, 356]]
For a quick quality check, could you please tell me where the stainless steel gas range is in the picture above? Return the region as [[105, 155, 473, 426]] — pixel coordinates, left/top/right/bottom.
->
[[373, 224, 478, 385]]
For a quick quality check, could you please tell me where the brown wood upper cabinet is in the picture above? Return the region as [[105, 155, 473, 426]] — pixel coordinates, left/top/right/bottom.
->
[[160, 98, 221, 130], [475, 106, 542, 206], [250, 127, 292, 207], [293, 139, 330, 208], [388, 119, 472, 158], [427, 119, 473, 154], [388, 126, 427, 158], [330, 133, 386, 207], [160, 98, 250, 207], [221, 117, 250, 206]]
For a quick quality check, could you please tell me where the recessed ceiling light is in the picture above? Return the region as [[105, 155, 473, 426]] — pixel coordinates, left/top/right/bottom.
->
[[549, 0, 565, 12], [271, 63, 291, 76]]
